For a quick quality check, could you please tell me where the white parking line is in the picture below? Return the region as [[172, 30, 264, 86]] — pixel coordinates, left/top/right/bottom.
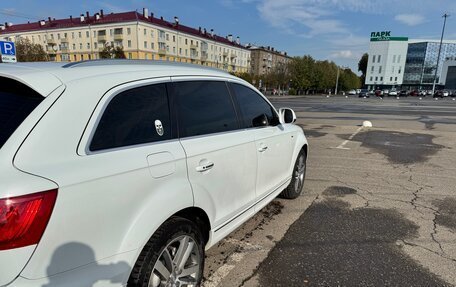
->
[[334, 126, 364, 150], [202, 239, 263, 287]]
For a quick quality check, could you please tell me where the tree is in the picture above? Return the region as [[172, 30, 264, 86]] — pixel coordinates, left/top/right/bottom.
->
[[15, 38, 48, 62], [288, 56, 315, 94], [99, 45, 126, 59], [358, 53, 368, 86]]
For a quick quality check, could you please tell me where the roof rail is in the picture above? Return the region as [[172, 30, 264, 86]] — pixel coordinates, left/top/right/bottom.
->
[[62, 59, 229, 74]]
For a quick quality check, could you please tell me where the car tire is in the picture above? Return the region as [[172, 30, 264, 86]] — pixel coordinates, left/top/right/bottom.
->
[[279, 150, 307, 199], [128, 216, 205, 287]]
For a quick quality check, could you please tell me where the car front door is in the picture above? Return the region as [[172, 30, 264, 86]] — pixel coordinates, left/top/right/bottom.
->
[[171, 79, 257, 238], [230, 82, 296, 207]]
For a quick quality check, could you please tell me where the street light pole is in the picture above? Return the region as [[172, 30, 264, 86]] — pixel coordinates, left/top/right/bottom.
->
[[335, 67, 340, 95], [432, 13, 450, 95]]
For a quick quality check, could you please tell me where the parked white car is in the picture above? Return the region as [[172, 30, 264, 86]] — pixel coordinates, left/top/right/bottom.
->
[[0, 61, 308, 287], [348, 89, 357, 95], [389, 89, 398, 96]]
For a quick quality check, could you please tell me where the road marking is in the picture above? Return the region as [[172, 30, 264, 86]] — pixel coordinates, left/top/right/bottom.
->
[[202, 239, 263, 287], [334, 126, 364, 150]]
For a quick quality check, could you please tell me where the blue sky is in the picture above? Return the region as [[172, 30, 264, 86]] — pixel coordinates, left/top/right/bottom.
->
[[1, 0, 456, 72]]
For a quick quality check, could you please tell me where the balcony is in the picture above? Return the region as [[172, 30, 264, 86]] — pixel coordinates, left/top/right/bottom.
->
[[230, 53, 237, 59], [223, 51, 229, 57], [190, 44, 198, 50], [190, 52, 198, 59], [114, 33, 123, 41], [158, 48, 167, 55], [60, 37, 69, 43], [60, 46, 70, 53], [46, 37, 56, 45], [201, 52, 208, 61], [98, 34, 107, 42]]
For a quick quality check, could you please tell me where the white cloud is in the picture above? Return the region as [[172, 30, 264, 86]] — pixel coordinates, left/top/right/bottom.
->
[[395, 14, 425, 26]]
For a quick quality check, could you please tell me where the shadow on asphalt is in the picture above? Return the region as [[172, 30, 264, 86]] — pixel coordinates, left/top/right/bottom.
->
[[256, 195, 447, 286], [337, 130, 445, 165]]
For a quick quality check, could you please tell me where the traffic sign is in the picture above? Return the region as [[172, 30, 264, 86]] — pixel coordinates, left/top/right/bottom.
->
[[0, 41, 17, 63]]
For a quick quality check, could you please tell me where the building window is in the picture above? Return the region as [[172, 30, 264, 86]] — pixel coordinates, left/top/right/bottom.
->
[[128, 40, 132, 48], [79, 32, 82, 38], [379, 66, 382, 73], [397, 55, 401, 63], [378, 55, 381, 63], [86, 31, 89, 38], [127, 28, 131, 35], [398, 68, 401, 74], [393, 55, 396, 63], [144, 29, 147, 35], [380, 77, 383, 81], [74, 55, 77, 61], [79, 43, 83, 50], [372, 55, 376, 63], [144, 41, 147, 49], [87, 43, 90, 49], [94, 43, 97, 49], [173, 47, 176, 53], [166, 34, 169, 41], [179, 48, 182, 55], [185, 39, 188, 45], [390, 77, 393, 81], [128, 53, 132, 59], [151, 43, 154, 49], [173, 35, 176, 42], [375, 77, 378, 81], [57, 33, 61, 39], [371, 66, 374, 72], [395, 77, 398, 81], [72, 43, 76, 50]]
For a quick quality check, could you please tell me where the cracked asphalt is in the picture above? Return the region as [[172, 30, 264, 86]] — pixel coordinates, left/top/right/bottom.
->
[[203, 95, 456, 287]]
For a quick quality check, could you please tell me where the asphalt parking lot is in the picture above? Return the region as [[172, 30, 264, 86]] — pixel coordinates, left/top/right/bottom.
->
[[202, 95, 456, 286]]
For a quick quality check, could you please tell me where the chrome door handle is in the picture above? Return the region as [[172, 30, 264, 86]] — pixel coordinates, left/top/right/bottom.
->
[[258, 146, 268, 152], [196, 162, 215, 172]]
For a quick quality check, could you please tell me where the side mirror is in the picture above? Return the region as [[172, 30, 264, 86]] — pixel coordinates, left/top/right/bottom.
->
[[278, 108, 296, 124], [252, 114, 269, 127]]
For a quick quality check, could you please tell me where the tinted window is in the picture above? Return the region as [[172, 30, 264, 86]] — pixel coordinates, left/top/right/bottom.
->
[[0, 77, 43, 149], [90, 83, 171, 151], [174, 81, 238, 137], [231, 83, 278, 128]]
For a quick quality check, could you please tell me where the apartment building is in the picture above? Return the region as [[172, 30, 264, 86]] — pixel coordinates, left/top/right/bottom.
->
[[0, 8, 250, 72], [248, 45, 292, 77]]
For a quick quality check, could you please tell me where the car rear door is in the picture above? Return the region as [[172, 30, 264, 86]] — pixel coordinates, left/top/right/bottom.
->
[[171, 78, 257, 237]]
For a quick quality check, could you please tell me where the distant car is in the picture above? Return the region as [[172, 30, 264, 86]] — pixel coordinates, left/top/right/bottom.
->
[[443, 91, 449, 97], [399, 90, 408, 97], [389, 89, 398, 96], [375, 90, 383, 97], [368, 90, 375, 96], [383, 89, 389, 96], [427, 90, 433, 96], [356, 89, 361, 94], [348, 89, 357, 95], [419, 90, 426, 96], [434, 90, 444, 98], [408, 90, 419, 97], [359, 89, 369, 98]]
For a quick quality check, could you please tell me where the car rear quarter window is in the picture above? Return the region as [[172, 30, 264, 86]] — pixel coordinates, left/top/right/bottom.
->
[[174, 81, 239, 137], [231, 83, 279, 128], [90, 83, 172, 151], [0, 77, 44, 149]]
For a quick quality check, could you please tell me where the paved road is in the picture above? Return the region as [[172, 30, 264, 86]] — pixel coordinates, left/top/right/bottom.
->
[[203, 95, 456, 287]]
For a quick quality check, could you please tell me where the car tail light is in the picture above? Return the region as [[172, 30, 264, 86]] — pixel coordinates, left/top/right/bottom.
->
[[0, 189, 57, 251]]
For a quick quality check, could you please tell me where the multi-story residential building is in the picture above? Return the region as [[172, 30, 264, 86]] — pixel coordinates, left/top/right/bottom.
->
[[0, 8, 251, 72], [248, 45, 292, 77]]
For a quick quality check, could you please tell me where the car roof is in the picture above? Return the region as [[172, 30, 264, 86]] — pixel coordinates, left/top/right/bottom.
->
[[0, 60, 235, 97]]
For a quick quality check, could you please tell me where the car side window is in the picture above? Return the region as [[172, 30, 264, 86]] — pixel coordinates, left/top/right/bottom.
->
[[231, 83, 279, 128], [90, 83, 172, 151], [174, 81, 239, 137]]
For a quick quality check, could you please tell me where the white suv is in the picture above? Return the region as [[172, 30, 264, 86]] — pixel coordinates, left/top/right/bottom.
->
[[0, 61, 308, 287]]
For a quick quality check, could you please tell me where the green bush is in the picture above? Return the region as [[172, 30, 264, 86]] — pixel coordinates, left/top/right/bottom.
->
[[288, 88, 296, 95]]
